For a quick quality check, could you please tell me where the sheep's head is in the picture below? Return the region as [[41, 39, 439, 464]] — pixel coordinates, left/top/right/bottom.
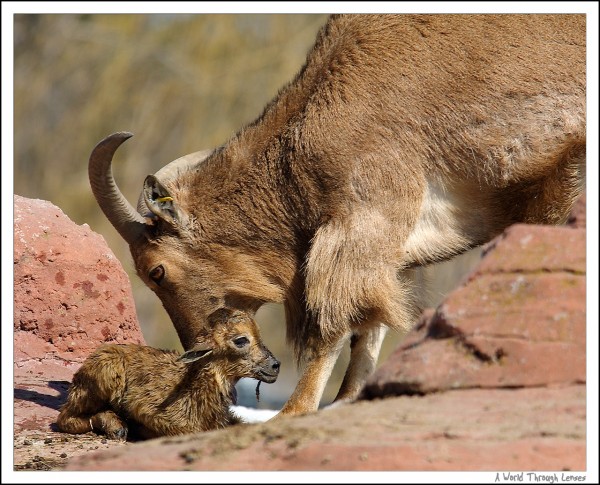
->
[[178, 309, 280, 384], [88, 132, 286, 352]]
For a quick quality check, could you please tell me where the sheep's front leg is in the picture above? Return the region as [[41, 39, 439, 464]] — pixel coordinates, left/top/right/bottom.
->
[[277, 336, 345, 416], [278, 212, 418, 417], [90, 410, 128, 441], [334, 324, 387, 404]]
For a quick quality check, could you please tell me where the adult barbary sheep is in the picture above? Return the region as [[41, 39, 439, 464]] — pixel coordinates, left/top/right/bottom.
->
[[88, 14, 586, 417], [56, 310, 280, 439]]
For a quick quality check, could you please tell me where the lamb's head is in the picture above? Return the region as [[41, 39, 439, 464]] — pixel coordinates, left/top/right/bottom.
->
[[178, 308, 280, 384]]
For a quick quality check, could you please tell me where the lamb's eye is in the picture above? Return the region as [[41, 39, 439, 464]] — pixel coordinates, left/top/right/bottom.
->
[[233, 336, 249, 348], [149, 265, 165, 285]]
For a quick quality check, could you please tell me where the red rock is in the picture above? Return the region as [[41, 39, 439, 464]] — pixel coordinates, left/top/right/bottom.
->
[[13, 195, 144, 363], [62, 386, 585, 471], [362, 221, 586, 399], [474, 224, 585, 276], [13, 195, 144, 442]]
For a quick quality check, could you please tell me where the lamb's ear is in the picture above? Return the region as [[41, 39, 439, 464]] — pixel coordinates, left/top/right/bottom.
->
[[143, 175, 187, 226], [178, 344, 213, 363]]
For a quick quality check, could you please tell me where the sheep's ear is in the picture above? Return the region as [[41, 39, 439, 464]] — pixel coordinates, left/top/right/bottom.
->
[[178, 344, 213, 363], [143, 175, 186, 226]]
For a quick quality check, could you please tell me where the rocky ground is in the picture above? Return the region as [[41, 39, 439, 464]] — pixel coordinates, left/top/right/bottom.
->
[[10, 194, 590, 475]]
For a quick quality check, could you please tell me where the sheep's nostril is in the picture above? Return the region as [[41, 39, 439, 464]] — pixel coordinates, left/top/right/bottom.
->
[[272, 360, 280, 372]]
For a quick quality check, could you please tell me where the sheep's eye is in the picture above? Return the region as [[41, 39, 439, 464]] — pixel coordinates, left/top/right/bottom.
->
[[233, 336, 249, 348], [149, 265, 165, 285]]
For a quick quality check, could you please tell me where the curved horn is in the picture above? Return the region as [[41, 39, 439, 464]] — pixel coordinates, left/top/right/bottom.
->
[[88, 132, 147, 245], [136, 149, 213, 215]]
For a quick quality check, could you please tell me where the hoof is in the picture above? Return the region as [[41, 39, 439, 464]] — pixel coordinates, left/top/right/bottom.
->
[[106, 427, 128, 441]]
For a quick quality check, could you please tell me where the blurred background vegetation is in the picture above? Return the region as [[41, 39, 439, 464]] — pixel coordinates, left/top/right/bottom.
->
[[13, 13, 482, 409]]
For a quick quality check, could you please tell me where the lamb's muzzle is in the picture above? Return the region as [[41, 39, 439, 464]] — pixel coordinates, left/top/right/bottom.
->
[[255, 354, 280, 384]]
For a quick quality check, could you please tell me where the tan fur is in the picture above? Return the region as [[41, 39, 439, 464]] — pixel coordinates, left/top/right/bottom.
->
[[56, 310, 279, 440], [91, 15, 586, 417]]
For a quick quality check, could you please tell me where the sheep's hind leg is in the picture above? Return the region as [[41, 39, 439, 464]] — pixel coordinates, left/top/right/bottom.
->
[[56, 413, 96, 435]]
